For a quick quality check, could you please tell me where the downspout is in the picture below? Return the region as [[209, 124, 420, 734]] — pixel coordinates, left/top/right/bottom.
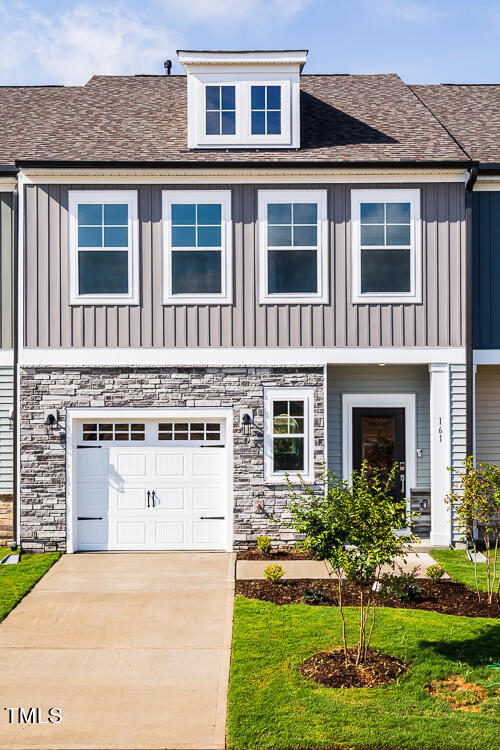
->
[[11, 184, 19, 549], [465, 167, 478, 460]]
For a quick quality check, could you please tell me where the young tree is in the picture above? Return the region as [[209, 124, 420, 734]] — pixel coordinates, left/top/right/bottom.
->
[[446, 457, 500, 604], [286, 462, 418, 666]]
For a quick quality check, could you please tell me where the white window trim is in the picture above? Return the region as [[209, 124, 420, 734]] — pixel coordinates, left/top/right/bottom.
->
[[68, 190, 139, 306], [351, 188, 422, 305], [258, 189, 329, 305], [188, 72, 296, 149], [264, 387, 315, 484], [162, 190, 233, 305]]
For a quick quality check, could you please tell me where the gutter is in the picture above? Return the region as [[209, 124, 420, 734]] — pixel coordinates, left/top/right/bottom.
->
[[15, 159, 476, 170], [465, 167, 478, 459], [0, 165, 19, 175]]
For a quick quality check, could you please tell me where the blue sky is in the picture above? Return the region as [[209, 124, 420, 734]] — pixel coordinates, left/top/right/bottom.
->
[[0, 0, 499, 86]]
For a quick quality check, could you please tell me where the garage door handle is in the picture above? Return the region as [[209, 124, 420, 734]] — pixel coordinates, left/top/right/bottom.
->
[[200, 516, 225, 520], [78, 516, 103, 520]]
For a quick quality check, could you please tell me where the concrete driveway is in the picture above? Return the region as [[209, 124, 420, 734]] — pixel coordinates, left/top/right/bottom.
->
[[0, 552, 235, 750]]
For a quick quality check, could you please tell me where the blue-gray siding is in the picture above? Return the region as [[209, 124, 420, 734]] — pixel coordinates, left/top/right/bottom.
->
[[23, 182, 465, 349], [0, 193, 13, 350], [472, 191, 500, 349], [326, 364, 430, 488]]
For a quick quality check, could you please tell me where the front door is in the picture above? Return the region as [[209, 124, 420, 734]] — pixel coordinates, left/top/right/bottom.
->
[[352, 407, 406, 504]]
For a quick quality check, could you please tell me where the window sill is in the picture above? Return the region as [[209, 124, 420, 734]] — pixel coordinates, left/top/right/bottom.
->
[[351, 293, 422, 305], [259, 294, 329, 306], [263, 474, 315, 486], [162, 295, 233, 306], [69, 296, 140, 306]]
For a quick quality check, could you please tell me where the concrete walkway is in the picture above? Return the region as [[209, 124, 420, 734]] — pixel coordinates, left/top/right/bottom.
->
[[0, 552, 235, 750], [236, 552, 448, 580]]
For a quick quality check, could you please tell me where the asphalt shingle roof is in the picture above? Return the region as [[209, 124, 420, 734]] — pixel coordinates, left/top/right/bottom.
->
[[0, 73, 469, 165], [412, 84, 500, 164]]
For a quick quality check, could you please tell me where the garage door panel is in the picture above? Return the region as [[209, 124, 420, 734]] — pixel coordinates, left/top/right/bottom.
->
[[192, 487, 224, 511], [155, 453, 185, 477], [192, 452, 223, 476], [78, 450, 109, 481], [155, 521, 185, 545], [114, 453, 147, 478], [115, 488, 147, 511], [77, 520, 108, 549], [78, 485, 109, 513], [154, 488, 185, 510], [116, 521, 147, 545], [192, 520, 225, 546]]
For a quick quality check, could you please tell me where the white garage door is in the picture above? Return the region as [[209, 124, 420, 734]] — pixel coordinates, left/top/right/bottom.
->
[[75, 419, 229, 551]]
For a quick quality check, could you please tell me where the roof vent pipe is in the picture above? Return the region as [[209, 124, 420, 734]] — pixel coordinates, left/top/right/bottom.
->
[[164, 59, 172, 75]]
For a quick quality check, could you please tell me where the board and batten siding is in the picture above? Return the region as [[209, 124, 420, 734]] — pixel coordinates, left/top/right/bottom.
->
[[0, 193, 13, 350], [326, 364, 431, 488], [23, 182, 465, 349], [475, 365, 500, 464], [0, 367, 13, 491]]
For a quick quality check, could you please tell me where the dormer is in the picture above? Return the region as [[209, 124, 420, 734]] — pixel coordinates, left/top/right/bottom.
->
[[177, 49, 307, 149]]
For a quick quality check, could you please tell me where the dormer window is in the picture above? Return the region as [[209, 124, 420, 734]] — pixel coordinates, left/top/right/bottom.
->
[[206, 85, 236, 135], [178, 50, 307, 149]]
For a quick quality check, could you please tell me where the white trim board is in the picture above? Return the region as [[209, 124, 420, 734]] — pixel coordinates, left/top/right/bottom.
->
[[0, 351, 14, 366], [341, 392, 417, 506], [474, 350, 500, 365], [65, 406, 234, 554], [19, 346, 467, 367], [263, 386, 315, 484], [20, 169, 469, 185]]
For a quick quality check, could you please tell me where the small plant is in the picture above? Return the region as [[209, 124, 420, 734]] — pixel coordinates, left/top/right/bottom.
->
[[264, 564, 285, 583], [380, 566, 422, 602], [303, 587, 332, 605], [257, 535, 272, 554], [426, 563, 445, 583]]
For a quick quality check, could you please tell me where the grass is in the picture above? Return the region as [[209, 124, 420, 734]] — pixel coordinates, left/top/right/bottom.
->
[[0, 548, 60, 622], [228, 597, 500, 750], [431, 549, 498, 594]]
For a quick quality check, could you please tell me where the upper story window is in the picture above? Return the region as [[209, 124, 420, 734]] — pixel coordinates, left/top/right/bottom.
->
[[258, 190, 328, 304], [179, 50, 306, 149], [251, 85, 281, 135], [68, 190, 139, 306], [351, 189, 422, 304], [162, 190, 232, 305], [206, 85, 236, 135]]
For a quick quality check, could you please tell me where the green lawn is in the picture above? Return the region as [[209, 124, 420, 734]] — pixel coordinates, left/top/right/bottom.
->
[[0, 548, 60, 622], [228, 597, 500, 750], [431, 549, 496, 593]]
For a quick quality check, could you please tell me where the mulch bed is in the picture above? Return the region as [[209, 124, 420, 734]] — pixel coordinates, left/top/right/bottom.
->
[[237, 548, 315, 560], [236, 579, 500, 618], [299, 648, 409, 688]]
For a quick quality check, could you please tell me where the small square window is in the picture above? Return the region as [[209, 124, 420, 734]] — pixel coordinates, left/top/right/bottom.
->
[[265, 388, 313, 482]]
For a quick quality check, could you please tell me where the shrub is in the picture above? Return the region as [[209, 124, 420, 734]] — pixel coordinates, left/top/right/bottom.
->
[[257, 535, 272, 554], [426, 563, 445, 583], [264, 564, 285, 583], [380, 566, 422, 602], [303, 587, 332, 605]]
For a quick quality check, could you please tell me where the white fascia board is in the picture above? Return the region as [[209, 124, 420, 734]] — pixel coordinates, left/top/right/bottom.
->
[[0, 179, 16, 192], [20, 168, 468, 185], [19, 346, 466, 367], [474, 350, 500, 364], [475, 179, 500, 191], [178, 50, 308, 70]]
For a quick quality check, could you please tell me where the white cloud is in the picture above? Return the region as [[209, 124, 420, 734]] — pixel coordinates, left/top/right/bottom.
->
[[0, 2, 182, 85]]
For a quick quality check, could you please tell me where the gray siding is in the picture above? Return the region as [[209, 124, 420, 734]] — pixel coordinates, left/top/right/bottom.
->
[[475, 365, 500, 464], [0, 193, 13, 349], [326, 364, 430, 488], [23, 182, 465, 348], [472, 192, 500, 349], [450, 363, 466, 543], [0, 367, 13, 492]]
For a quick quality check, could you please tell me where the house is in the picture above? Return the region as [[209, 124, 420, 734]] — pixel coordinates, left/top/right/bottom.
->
[[412, 83, 500, 478], [0, 50, 477, 552]]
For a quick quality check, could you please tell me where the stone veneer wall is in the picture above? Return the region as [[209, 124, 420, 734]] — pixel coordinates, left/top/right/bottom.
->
[[0, 493, 13, 546], [20, 366, 325, 552]]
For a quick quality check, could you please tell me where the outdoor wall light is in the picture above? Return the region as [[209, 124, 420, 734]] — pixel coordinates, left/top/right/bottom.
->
[[44, 409, 60, 435], [242, 412, 252, 436]]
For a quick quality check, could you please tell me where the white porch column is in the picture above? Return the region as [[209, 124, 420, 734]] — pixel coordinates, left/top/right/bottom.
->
[[429, 363, 452, 546]]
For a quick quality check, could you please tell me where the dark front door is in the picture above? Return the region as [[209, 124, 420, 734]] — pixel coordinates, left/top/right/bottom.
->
[[352, 407, 406, 504]]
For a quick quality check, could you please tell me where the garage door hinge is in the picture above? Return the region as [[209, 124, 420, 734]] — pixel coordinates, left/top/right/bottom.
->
[[200, 516, 225, 520], [200, 445, 225, 448], [77, 445, 102, 448], [78, 516, 104, 521]]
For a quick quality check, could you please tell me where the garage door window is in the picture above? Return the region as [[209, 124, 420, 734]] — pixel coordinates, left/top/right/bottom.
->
[[158, 422, 222, 442], [82, 423, 146, 442]]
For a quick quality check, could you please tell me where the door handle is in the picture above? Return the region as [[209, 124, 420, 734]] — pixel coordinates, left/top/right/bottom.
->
[[399, 462, 406, 493], [147, 490, 151, 508], [151, 490, 156, 508]]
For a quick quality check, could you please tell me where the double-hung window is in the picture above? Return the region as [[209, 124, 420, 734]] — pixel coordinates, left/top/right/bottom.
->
[[258, 190, 328, 304], [205, 85, 236, 135], [68, 191, 138, 305], [351, 189, 421, 304], [162, 190, 232, 304], [264, 388, 314, 482]]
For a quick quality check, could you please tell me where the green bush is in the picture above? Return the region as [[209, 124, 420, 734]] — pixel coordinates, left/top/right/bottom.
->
[[257, 535, 272, 554], [426, 563, 445, 583], [380, 566, 422, 602], [264, 564, 284, 583]]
